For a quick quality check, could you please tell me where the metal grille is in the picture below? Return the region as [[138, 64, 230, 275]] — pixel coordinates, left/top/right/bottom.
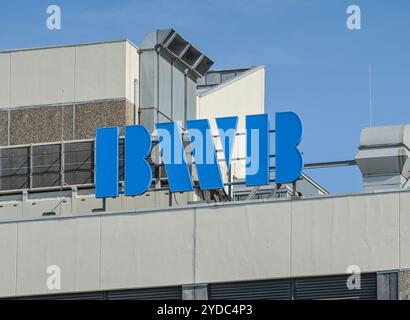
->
[[208, 274, 377, 300], [294, 273, 377, 300], [208, 279, 292, 300], [0, 147, 30, 190], [119, 138, 124, 182], [107, 286, 182, 300], [0, 141, 95, 191], [32, 144, 61, 188], [13, 275, 378, 300], [19, 292, 105, 300], [64, 141, 94, 185], [16, 286, 182, 300]]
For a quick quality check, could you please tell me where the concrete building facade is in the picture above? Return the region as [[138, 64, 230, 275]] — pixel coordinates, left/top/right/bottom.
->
[[0, 40, 139, 145], [0, 29, 409, 300]]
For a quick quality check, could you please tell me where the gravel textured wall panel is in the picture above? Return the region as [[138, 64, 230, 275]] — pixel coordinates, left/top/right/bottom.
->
[[2, 99, 135, 146], [0, 111, 8, 146], [10, 106, 73, 145], [74, 100, 134, 139]]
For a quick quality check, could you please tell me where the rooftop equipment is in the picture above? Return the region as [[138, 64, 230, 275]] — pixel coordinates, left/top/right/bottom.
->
[[356, 125, 410, 191], [139, 29, 214, 131]]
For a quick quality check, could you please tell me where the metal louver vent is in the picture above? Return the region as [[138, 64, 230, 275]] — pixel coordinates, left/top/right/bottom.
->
[[17, 286, 182, 300], [107, 286, 182, 300], [294, 273, 377, 300], [208, 279, 291, 300], [208, 273, 378, 300], [14, 274, 378, 300], [19, 292, 105, 300]]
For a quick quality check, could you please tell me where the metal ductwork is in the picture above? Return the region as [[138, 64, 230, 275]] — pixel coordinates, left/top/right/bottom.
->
[[356, 125, 410, 191], [139, 29, 214, 132], [141, 29, 213, 79]]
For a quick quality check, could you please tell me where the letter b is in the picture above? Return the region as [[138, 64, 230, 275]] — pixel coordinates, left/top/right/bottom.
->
[[125, 125, 153, 196], [275, 112, 304, 183]]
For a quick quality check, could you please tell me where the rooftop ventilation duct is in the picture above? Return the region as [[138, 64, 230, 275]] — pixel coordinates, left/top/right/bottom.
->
[[141, 29, 214, 79], [139, 29, 214, 132], [355, 125, 410, 191]]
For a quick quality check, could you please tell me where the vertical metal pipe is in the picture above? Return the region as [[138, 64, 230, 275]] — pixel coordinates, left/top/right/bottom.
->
[[134, 78, 138, 125], [29, 144, 33, 189], [168, 191, 173, 207], [228, 167, 232, 201], [7, 53, 11, 146]]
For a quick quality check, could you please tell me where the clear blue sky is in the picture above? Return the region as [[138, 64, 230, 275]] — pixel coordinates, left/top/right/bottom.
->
[[0, 0, 409, 193]]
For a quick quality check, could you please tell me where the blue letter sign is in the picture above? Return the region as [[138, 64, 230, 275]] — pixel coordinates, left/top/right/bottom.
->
[[275, 112, 304, 183], [186, 119, 224, 190], [95, 127, 119, 198], [155, 122, 193, 192], [246, 114, 270, 187], [95, 113, 304, 198], [125, 125, 153, 196], [215, 116, 238, 171]]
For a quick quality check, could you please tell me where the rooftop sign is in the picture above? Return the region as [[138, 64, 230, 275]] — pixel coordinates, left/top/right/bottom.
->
[[95, 112, 303, 198]]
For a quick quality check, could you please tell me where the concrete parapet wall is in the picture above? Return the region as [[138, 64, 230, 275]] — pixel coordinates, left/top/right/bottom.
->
[[1, 190, 410, 298]]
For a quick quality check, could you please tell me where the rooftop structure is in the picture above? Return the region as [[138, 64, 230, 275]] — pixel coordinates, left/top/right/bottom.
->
[[0, 29, 409, 300]]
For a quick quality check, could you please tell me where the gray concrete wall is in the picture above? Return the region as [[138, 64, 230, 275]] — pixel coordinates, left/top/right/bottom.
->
[[1, 190, 410, 298]]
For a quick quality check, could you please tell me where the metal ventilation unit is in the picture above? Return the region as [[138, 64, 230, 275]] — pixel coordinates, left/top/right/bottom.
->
[[356, 125, 410, 191], [139, 29, 214, 131]]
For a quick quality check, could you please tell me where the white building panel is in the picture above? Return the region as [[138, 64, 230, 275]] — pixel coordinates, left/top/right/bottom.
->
[[99, 209, 195, 290], [0, 53, 10, 108], [125, 42, 140, 112], [197, 67, 265, 128], [16, 217, 100, 297], [0, 223, 17, 297], [0, 40, 138, 110], [292, 193, 400, 277], [75, 42, 127, 103], [10, 47, 75, 108], [197, 67, 265, 179], [400, 191, 410, 269], [0, 190, 408, 298], [195, 201, 291, 284]]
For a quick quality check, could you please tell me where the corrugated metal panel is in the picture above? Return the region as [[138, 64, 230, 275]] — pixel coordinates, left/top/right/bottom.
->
[[108, 286, 182, 300], [208, 274, 377, 300], [208, 279, 291, 300], [18, 292, 105, 300], [171, 65, 185, 124], [158, 55, 172, 122], [377, 272, 398, 300], [13, 275, 377, 300], [17, 286, 182, 300], [186, 77, 197, 121], [294, 273, 377, 300]]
